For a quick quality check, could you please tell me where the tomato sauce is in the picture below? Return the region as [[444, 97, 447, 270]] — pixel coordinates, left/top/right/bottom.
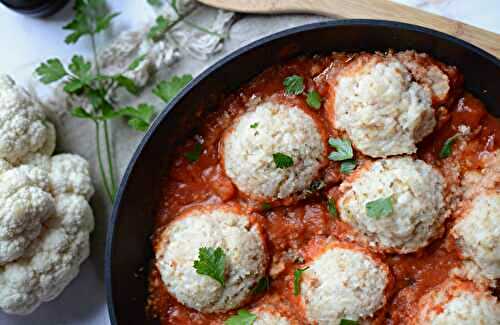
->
[[146, 52, 499, 324]]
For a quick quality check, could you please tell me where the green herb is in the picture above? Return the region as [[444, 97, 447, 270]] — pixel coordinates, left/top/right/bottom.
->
[[283, 75, 305, 95], [153, 74, 193, 103], [327, 198, 337, 217], [310, 180, 325, 192], [273, 153, 294, 169], [185, 143, 203, 162], [148, 15, 170, 41], [35, 59, 68, 84], [252, 276, 270, 294], [366, 196, 393, 219], [193, 247, 226, 286], [225, 309, 257, 325], [128, 54, 147, 70], [293, 267, 309, 296], [250, 122, 259, 129], [117, 104, 155, 131], [306, 90, 322, 109], [147, 0, 163, 6], [340, 159, 357, 174], [328, 138, 354, 161], [35, 0, 224, 203], [439, 133, 460, 158], [339, 320, 359, 325], [63, 0, 119, 44], [261, 202, 272, 211]]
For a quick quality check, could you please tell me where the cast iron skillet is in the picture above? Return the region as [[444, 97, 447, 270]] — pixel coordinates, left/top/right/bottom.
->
[[105, 19, 500, 324]]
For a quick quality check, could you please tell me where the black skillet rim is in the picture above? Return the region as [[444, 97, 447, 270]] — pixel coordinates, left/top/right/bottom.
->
[[104, 19, 500, 324]]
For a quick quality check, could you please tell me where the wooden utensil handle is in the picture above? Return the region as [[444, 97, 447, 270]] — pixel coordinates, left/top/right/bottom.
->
[[293, 0, 499, 58]]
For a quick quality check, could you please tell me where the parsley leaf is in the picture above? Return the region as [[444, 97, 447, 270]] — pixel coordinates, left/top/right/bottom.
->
[[193, 247, 226, 287], [366, 196, 393, 219], [340, 320, 359, 325], [68, 55, 93, 83], [148, 15, 170, 41], [225, 309, 257, 325], [250, 122, 259, 129], [153, 74, 193, 103], [252, 276, 270, 294], [71, 107, 95, 120], [293, 267, 309, 296], [340, 159, 357, 174], [185, 143, 203, 162], [114, 75, 140, 95], [439, 133, 460, 158], [306, 90, 322, 109], [328, 138, 354, 161], [35, 59, 67, 84], [261, 202, 272, 211], [327, 198, 337, 217], [283, 75, 304, 95], [273, 153, 294, 169], [117, 104, 155, 131], [128, 54, 146, 70], [63, 0, 119, 44]]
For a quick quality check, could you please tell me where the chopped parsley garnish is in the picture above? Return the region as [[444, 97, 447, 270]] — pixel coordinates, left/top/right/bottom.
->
[[185, 143, 203, 162], [293, 267, 309, 296], [339, 319, 359, 325], [250, 122, 259, 129], [252, 276, 270, 294], [283, 75, 305, 95], [366, 196, 393, 219], [328, 137, 354, 161], [340, 159, 357, 174], [225, 309, 257, 325], [261, 202, 272, 211], [439, 133, 460, 158], [306, 90, 322, 109], [193, 247, 226, 286], [273, 152, 294, 169], [327, 198, 337, 217]]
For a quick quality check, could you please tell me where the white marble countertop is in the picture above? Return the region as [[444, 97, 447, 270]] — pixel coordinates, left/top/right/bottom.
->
[[0, 0, 498, 324]]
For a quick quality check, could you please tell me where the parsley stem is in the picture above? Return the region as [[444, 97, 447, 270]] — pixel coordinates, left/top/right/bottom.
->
[[95, 121, 114, 202], [103, 120, 117, 197]]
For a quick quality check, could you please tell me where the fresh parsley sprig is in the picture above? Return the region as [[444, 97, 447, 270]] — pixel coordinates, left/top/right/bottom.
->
[[193, 247, 226, 286], [366, 196, 393, 219], [35, 0, 193, 203], [225, 309, 257, 325], [293, 267, 309, 296]]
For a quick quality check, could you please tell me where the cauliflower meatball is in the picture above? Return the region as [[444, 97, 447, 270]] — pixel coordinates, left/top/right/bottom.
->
[[155, 205, 268, 313], [338, 157, 446, 253], [0, 165, 55, 264], [452, 191, 500, 280], [0, 75, 56, 164], [221, 101, 327, 201], [300, 242, 390, 324], [411, 279, 500, 324], [328, 54, 435, 158]]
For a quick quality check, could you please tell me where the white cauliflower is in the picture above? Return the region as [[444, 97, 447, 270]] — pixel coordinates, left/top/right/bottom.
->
[[0, 75, 56, 164], [0, 194, 93, 314], [0, 165, 55, 265], [0, 137, 94, 313]]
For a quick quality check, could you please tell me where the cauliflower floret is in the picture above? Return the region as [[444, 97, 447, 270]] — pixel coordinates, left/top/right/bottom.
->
[[0, 75, 56, 164], [0, 166, 55, 265], [20, 153, 94, 200], [0, 193, 94, 315]]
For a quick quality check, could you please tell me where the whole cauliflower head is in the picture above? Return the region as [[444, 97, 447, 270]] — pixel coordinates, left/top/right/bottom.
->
[[0, 165, 55, 265], [0, 75, 56, 164], [0, 154, 94, 315]]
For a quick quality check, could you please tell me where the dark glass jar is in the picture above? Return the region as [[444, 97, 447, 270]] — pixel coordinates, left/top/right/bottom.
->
[[0, 0, 70, 17]]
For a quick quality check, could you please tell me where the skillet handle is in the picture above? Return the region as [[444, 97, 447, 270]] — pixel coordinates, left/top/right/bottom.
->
[[303, 0, 500, 58]]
